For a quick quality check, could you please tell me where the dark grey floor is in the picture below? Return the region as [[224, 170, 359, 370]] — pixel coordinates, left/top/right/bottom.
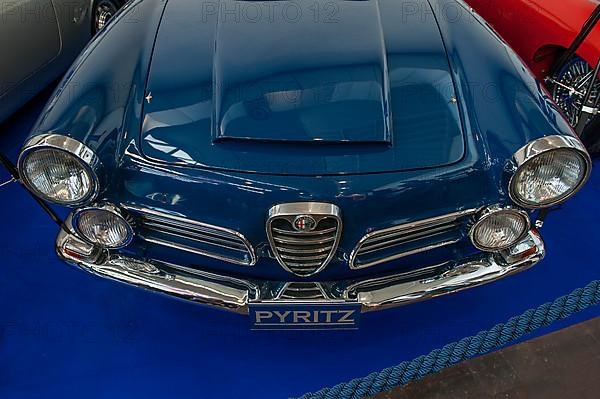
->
[[374, 317, 600, 399]]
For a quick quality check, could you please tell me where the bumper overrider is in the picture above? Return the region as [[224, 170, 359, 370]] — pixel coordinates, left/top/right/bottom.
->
[[57, 225, 545, 315]]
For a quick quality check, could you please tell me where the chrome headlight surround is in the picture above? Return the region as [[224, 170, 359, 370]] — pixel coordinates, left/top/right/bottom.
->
[[73, 204, 134, 249], [508, 135, 592, 209], [17, 134, 102, 206], [469, 206, 530, 252]]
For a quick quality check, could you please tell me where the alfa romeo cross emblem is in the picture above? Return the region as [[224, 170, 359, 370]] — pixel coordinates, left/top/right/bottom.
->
[[293, 215, 317, 232]]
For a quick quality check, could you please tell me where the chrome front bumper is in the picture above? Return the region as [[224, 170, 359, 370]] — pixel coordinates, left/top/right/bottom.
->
[[56, 228, 545, 314]]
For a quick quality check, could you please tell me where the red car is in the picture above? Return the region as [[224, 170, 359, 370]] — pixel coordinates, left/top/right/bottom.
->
[[467, 0, 600, 153]]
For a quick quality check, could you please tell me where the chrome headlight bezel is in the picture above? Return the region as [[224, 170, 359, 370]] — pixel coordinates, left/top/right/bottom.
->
[[469, 206, 531, 252], [17, 134, 102, 206], [508, 135, 592, 209], [73, 204, 134, 249]]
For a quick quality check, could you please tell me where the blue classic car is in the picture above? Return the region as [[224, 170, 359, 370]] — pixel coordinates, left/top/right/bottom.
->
[[11, 0, 592, 329]]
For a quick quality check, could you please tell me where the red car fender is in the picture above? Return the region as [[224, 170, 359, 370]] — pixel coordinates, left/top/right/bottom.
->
[[467, 0, 600, 77]]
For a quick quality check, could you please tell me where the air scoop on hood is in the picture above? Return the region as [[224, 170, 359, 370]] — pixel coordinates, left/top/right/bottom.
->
[[214, 0, 390, 143], [140, 0, 466, 175]]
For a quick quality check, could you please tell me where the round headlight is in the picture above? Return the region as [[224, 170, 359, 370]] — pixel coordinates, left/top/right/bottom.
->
[[18, 135, 100, 205], [74, 206, 133, 249], [470, 207, 530, 251], [510, 136, 591, 208]]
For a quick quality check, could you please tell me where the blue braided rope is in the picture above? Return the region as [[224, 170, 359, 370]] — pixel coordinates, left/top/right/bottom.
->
[[295, 280, 600, 399]]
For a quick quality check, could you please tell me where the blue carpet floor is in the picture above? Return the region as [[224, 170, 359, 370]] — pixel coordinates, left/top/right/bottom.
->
[[0, 91, 599, 398]]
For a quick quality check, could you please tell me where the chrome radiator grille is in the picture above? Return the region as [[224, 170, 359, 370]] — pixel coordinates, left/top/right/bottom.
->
[[350, 209, 477, 269], [124, 207, 256, 266], [267, 203, 342, 277]]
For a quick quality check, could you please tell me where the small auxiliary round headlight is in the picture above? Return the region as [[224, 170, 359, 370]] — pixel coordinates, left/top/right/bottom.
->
[[470, 207, 530, 252], [74, 205, 133, 249], [18, 135, 100, 205], [509, 136, 591, 208]]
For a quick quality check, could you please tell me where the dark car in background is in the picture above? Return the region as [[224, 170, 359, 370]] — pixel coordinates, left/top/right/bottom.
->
[[0, 0, 124, 123]]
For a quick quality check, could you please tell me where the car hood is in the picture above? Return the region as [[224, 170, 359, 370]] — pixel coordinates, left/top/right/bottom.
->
[[139, 0, 466, 175]]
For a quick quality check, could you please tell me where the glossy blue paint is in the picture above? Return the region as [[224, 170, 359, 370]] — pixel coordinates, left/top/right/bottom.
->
[[214, 0, 389, 144], [23, 0, 583, 282], [140, 0, 465, 174], [3, 88, 600, 399], [114, 136, 494, 281], [32, 0, 168, 173]]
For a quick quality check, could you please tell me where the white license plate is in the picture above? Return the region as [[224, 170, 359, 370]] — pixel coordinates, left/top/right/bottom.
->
[[249, 302, 361, 330]]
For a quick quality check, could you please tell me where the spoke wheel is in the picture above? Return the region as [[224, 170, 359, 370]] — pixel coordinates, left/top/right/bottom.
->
[[93, 0, 119, 33], [552, 56, 600, 127]]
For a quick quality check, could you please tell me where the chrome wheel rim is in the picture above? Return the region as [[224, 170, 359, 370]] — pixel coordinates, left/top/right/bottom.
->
[[94, 2, 117, 32], [552, 57, 600, 127]]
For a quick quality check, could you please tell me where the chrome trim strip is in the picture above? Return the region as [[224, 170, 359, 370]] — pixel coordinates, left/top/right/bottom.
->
[[512, 135, 588, 166], [272, 226, 337, 236], [358, 225, 458, 254], [142, 218, 245, 243], [280, 253, 329, 261], [144, 237, 254, 266], [122, 205, 257, 266], [349, 208, 477, 270], [56, 227, 545, 314], [266, 202, 342, 277], [268, 202, 341, 218], [143, 223, 249, 251], [353, 231, 545, 312], [361, 220, 459, 246], [278, 245, 334, 254], [344, 262, 447, 294], [272, 235, 336, 245], [283, 260, 324, 268], [268, 282, 334, 301], [0, 177, 16, 188], [509, 134, 593, 209], [17, 134, 102, 206], [353, 239, 461, 270]]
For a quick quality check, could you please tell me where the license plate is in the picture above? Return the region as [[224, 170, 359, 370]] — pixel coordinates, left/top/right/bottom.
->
[[249, 302, 361, 330]]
